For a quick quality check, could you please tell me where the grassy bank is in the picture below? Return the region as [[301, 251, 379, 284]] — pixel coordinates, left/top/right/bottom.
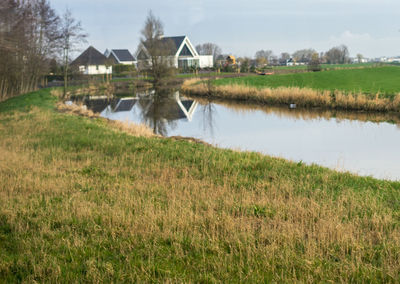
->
[[1, 89, 400, 282]]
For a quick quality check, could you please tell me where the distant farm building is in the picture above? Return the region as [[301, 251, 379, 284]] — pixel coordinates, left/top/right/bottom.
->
[[71, 46, 112, 75], [286, 58, 305, 66], [136, 35, 213, 69]]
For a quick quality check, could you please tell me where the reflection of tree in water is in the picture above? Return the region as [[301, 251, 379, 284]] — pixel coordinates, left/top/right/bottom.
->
[[137, 88, 179, 136], [200, 100, 216, 138]]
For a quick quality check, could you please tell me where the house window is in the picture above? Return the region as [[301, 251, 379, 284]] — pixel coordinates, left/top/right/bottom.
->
[[96, 65, 99, 70], [178, 59, 199, 69]]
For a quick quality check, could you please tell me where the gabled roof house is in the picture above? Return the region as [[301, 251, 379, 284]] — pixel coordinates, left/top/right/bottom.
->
[[105, 49, 136, 65], [136, 35, 213, 69], [71, 46, 112, 75]]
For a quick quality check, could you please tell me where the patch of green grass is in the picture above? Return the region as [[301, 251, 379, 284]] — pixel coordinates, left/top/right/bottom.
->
[[177, 72, 235, 78], [215, 66, 400, 97], [272, 62, 379, 70], [0, 88, 57, 114]]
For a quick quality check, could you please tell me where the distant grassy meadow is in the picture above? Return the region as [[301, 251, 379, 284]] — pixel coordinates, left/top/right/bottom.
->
[[1, 89, 400, 282], [271, 62, 380, 71], [214, 66, 400, 97]]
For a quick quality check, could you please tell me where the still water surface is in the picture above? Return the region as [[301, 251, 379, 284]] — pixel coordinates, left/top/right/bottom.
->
[[78, 90, 400, 181]]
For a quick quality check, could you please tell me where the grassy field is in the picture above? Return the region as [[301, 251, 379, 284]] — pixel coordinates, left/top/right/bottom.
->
[[271, 62, 380, 71], [177, 72, 236, 78], [214, 66, 400, 98], [1, 89, 400, 282]]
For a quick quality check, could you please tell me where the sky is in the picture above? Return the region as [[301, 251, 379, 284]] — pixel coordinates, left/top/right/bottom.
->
[[51, 0, 400, 59]]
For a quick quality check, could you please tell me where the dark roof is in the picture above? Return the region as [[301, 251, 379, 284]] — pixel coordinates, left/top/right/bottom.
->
[[113, 99, 137, 112], [111, 49, 135, 62], [143, 36, 186, 56], [162, 36, 185, 54], [71, 46, 108, 66]]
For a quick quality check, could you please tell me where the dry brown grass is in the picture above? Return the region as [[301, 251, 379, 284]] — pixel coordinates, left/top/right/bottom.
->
[[50, 83, 115, 99], [182, 80, 400, 112], [56, 101, 154, 138]]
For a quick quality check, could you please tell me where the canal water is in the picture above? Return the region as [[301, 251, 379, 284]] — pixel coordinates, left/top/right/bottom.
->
[[76, 89, 400, 181]]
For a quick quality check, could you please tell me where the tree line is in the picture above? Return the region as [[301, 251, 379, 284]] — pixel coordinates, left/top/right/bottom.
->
[[252, 45, 351, 66], [0, 0, 86, 101]]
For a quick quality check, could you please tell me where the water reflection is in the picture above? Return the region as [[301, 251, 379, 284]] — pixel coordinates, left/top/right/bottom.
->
[[77, 88, 400, 181], [195, 97, 400, 127], [83, 88, 201, 136]]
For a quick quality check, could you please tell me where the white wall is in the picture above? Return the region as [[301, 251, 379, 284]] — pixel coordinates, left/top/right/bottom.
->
[[118, 61, 136, 65], [199, 55, 213, 68], [80, 65, 112, 75]]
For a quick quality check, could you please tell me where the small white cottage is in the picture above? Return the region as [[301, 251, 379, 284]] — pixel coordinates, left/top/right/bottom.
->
[[71, 46, 112, 75]]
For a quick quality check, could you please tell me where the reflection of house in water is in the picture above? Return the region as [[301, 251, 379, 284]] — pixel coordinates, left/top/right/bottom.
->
[[84, 97, 137, 114], [83, 92, 198, 127], [173, 92, 198, 122], [112, 98, 137, 112], [138, 91, 198, 123], [84, 97, 118, 113]]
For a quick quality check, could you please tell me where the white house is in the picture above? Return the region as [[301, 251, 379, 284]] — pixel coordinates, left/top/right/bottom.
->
[[104, 49, 136, 65], [136, 35, 213, 69], [286, 58, 295, 66], [71, 46, 112, 75], [286, 58, 305, 66]]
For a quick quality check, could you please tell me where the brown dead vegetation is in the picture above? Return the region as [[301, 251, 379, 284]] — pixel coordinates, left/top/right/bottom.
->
[[56, 101, 155, 138]]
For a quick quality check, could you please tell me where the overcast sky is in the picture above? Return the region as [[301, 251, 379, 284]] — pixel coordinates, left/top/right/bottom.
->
[[52, 0, 400, 59]]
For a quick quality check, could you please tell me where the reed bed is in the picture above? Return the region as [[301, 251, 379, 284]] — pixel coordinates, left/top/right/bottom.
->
[[182, 79, 400, 112], [1, 89, 400, 282]]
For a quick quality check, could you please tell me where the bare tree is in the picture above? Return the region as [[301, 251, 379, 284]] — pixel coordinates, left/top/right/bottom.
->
[[0, 0, 61, 100], [255, 50, 274, 66], [339, 45, 349, 64], [195, 42, 222, 65], [59, 8, 87, 98], [279, 52, 291, 65], [357, 53, 363, 63], [292, 49, 316, 63], [139, 11, 175, 86], [325, 45, 349, 64], [308, 52, 321, 72], [237, 57, 251, 73]]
